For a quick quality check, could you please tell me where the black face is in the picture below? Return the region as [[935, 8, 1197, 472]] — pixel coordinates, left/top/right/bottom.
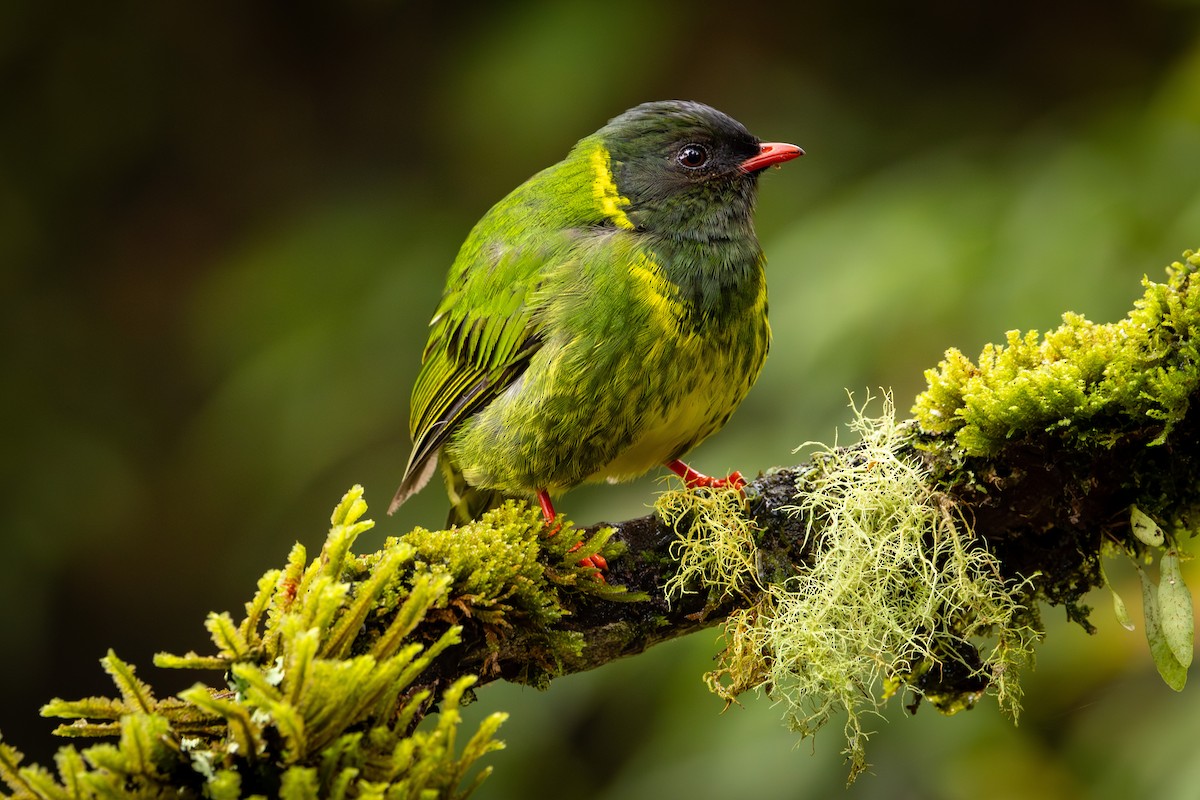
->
[[598, 101, 765, 238]]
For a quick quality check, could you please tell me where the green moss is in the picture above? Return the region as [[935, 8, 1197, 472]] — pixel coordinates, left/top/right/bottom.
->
[[368, 501, 568, 630], [358, 501, 631, 685], [915, 249, 1200, 455], [0, 488, 532, 800], [0, 485, 638, 799], [912, 249, 1200, 693]]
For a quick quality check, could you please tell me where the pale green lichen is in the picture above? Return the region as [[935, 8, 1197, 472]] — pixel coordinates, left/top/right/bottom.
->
[[676, 397, 1038, 783], [659, 485, 760, 603], [915, 249, 1200, 455]]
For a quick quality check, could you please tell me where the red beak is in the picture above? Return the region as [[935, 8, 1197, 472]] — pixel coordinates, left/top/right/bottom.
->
[[740, 142, 804, 173]]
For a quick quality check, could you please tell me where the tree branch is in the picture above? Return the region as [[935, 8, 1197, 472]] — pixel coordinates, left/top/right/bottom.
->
[[2, 250, 1197, 796]]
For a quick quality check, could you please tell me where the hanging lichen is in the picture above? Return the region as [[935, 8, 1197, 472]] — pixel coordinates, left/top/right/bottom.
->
[[662, 395, 1039, 783]]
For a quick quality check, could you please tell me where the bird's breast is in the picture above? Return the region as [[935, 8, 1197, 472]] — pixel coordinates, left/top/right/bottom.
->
[[584, 259, 769, 483], [448, 238, 769, 494]]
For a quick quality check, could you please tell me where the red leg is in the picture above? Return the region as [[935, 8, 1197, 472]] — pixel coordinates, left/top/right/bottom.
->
[[537, 489, 607, 574], [665, 459, 746, 491], [537, 490, 557, 527]]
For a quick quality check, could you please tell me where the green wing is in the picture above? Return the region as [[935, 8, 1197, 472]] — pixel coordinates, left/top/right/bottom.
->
[[388, 240, 555, 513], [387, 139, 616, 514]]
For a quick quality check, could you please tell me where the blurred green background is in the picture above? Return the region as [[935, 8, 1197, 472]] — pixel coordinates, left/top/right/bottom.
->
[[3, 0, 1200, 797]]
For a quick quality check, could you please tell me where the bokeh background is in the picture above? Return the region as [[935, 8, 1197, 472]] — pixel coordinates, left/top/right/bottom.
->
[[3, 1, 1200, 797]]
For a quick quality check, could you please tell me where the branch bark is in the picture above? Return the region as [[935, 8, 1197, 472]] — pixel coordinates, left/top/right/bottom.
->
[[5, 250, 1198, 797], [440, 408, 1200, 691], [434, 249, 1200, 708]]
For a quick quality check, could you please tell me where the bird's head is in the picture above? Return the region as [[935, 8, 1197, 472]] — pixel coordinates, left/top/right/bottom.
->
[[594, 100, 802, 241]]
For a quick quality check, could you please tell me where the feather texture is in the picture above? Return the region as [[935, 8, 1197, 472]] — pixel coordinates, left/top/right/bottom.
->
[[389, 101, 799, 522]]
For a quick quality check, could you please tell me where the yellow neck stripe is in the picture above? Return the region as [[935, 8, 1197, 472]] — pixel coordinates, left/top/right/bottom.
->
[[590, 145, 636, 230]]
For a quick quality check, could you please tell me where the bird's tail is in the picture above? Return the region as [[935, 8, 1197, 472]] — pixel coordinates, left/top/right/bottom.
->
[[388, 451, 439, 515]]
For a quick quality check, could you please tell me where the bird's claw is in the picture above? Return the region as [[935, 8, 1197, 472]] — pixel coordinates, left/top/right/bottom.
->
[[540, 489, 607, 580], [566, 540, 608, 581], [666, 460, 747, 494], [691, 470, 746, 491]]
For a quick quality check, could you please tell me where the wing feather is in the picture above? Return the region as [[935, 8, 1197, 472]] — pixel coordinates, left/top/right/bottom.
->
[[388, 241, 555, 514]]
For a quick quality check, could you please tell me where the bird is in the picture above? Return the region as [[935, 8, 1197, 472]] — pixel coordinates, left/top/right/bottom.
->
[[389, 100, 802, 552]]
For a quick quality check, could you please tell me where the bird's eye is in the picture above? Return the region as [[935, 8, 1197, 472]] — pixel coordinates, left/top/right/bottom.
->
[[676, 144, 709, 169]]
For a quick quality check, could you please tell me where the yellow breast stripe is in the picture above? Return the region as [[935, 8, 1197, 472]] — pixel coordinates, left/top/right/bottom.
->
[[752, 258, 768, 316], [589, 145, 636, 230], [629, 252, 685, 334]]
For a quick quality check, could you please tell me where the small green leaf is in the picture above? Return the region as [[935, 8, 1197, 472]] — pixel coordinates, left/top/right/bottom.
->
[[1130, 506, 1165, 547], [205, 770, 243, 800], [1140, 565, 1187, 691], [280, 765, 319, 800], [1100, 559, 1135, 631], [330, 485, 367, 526], [1158, 551, 1194, 669], [101, 651, 158, 713], [205, 612, 251, 660], [1112, 587, 1135, 631]]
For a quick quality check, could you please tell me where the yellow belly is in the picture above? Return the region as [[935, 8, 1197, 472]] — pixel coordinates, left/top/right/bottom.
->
[[586, 351, 750, 484]]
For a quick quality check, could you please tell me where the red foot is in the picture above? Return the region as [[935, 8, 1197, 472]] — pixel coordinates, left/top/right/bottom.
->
[[537, 490, 558, 528], [567, 540, 608, 572], [537, 490, 607, 576], [665, 459, 747, 492]]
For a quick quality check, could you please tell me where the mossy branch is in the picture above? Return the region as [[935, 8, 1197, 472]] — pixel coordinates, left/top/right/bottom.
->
[[2, 250, 1199, 795]]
